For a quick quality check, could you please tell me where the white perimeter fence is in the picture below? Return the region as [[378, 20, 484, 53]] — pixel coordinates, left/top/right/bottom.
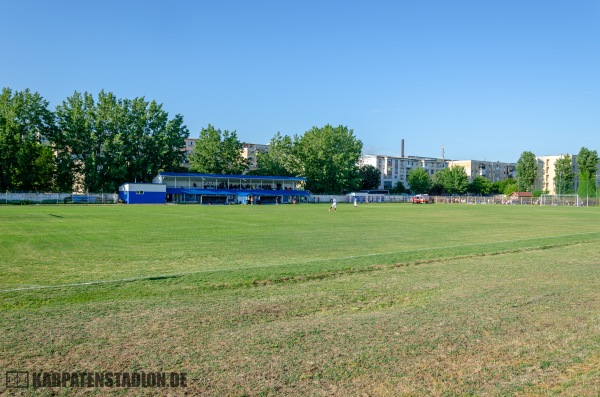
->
[[0, 192, 119, 204], [311, 194, 598, 206], [431, 195, 598, 206], [2, 192, 597, 206]]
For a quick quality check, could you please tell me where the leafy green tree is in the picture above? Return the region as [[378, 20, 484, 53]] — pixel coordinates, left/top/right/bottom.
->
[[0, 88, 57, 191], [390, 181, 407, 194], [468, 176, 492, 195], [503, 179, 518, 196], [433, 166, 468, 195], [295, 124, 362, 194], [516, 151, 538, 191], [358, 165, 381, 191], [428, 181, 444, 196], [448, 166, 469, 195], [117, 97, 188, 188], [31, 145, 56, 191], [254, 132, 301, 177], [407, 167, 431, 194], [189, 124, 247, 175], [491, 178, 515, 195], [54, 91, 188, 192], [554, 155, 574, 194], [576, 147, 598, 198], [52, 91, 95, 191]]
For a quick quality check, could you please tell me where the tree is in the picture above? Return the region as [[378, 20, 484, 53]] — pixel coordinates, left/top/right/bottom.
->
[[390, 181, 407, 194], [254, 132, 301, 177], [576, 147, 598, 199], [54, 91, 188, 192], [468, 176, 492, 195], [516, 151, 538, 192], [491, 178, 515, 195], [407, 168, 431, 194], [52, 91, 95, 191], [358, 165, 381, 191], [0, 88, 57, 191], [433, 166, 468, 195], [554, 155, 574, 194], [118, 96, 188, 187], [189, 124, 247, 175], [428, 181, 445, 196], [295, 124, 362, 194], [503, 179, 518, 196], [531, 190, 546, 197]]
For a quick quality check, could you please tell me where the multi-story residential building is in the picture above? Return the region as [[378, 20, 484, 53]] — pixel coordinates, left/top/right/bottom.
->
[[535, 154, 599, 195], [359, 154, 448, 190], [449, 160, 516, 182], [180, 139, 269, 172], [536, 155, 575, 194], [181, 138, 197, 168], [360, 153, 519, 192], [242, 143, 270, 171]]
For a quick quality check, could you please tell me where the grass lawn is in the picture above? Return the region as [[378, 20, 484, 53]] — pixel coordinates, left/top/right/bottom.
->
[[1, 203, 599, 396]]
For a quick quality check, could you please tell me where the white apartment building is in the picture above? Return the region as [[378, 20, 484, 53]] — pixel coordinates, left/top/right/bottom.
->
[[359, 154, 448, 190], [449, 160, 516, 182]]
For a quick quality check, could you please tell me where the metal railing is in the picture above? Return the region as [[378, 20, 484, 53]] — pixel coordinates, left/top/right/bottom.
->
[[0, 192, 119, 205]]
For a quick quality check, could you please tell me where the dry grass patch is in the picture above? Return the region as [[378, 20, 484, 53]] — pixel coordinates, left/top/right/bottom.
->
[[2, 242, 599, 396]]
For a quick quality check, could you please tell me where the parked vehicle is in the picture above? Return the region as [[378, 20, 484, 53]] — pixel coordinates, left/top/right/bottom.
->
[[411, 194, 430, 204]]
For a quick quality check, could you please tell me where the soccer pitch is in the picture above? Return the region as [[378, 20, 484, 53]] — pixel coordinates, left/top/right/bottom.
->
[[1, 203, 599, 395]]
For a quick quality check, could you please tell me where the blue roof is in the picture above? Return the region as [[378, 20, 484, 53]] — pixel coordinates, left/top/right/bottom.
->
[[158, 172, 306, 181], [169, 188, 310, 196]]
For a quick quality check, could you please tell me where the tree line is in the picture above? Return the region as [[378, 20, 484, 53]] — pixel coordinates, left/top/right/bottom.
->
[[2, 87, 598, 195], [514, 149, 598, 198], [404, 149, 599, 197], [188, 125, 365, 194], [1, 88, 188, 192], [1, 87, 367, 194]]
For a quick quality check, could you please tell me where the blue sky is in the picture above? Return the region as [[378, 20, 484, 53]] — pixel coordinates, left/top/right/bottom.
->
[[2, 1, 598, 162]]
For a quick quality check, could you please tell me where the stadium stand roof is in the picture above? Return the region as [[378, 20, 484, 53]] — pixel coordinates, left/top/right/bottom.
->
[[175, 188, 309, 196], [157, 172, 306, 182]]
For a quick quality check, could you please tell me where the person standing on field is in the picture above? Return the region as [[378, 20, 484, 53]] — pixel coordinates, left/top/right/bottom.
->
[[329, 198, 337, 212], [354, 197, 357, 208]]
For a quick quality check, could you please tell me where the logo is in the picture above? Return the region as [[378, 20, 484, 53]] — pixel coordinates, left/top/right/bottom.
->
[[6, 371, 29, 388], [5, 371, 187, 389]]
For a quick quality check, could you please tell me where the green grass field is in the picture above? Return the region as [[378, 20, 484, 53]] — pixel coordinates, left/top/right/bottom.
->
[[1, 203, 599, 396]]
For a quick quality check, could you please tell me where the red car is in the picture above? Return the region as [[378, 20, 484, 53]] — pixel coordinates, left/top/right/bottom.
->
[[411, 194, 430, 204]]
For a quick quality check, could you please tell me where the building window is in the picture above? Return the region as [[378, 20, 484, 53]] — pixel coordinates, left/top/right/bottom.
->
[[136, 191, 144, 195]]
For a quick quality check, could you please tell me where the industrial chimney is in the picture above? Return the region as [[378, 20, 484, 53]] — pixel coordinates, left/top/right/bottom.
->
[[401, 139, 405, 157]]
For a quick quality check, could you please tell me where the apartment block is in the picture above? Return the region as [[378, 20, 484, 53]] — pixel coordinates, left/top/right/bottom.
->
[[449, 160, 516, 182], [181, 139, 269, 171], [242, 143, 270, 171], [181, 138, 197, 168], [359, 154, 447, 190]]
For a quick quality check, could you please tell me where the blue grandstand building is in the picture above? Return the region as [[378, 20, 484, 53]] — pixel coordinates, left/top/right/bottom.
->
[[119, 183, 167, 204], [151, 172, 309, 204]]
